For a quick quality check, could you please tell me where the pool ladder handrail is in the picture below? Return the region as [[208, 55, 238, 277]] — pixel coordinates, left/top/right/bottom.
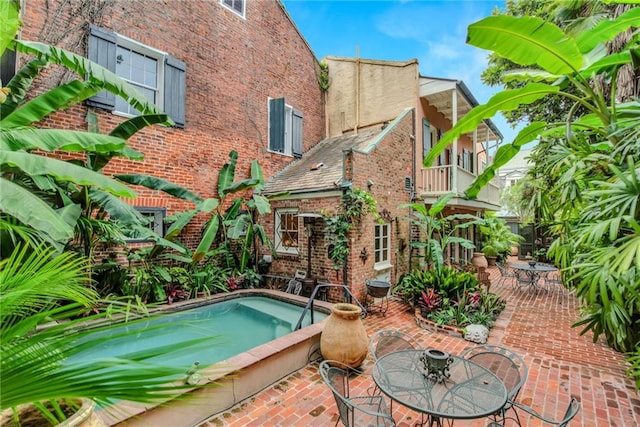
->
[[293, 283, 367, 331]]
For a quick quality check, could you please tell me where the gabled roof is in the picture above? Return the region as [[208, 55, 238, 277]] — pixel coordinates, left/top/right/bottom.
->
[[262, 126, 384, 196]]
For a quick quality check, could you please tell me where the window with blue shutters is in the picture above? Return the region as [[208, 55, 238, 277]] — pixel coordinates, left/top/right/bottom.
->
[[87, 25, 186, 128], [269, 98, 303, 157]]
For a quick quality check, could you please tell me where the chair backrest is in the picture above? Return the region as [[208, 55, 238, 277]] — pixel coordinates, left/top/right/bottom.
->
[[319, 360, 395, 427], [461, 345, 528, 402], [559, 398, 581, 427], [496, 262, 513, 277], [369, 329, 421, 361], [319, 360, 352, 424]]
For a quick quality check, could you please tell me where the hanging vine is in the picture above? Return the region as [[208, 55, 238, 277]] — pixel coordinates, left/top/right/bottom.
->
[[323, 188, 379, 270]]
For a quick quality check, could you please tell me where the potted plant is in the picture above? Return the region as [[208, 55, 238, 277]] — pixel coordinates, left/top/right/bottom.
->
[[478, 214, 524, 265]]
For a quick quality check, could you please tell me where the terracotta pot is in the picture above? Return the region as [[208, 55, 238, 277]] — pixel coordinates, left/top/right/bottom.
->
[[471, 252, 488, 269], [1, 399, 104, 427], [486, 256, 497, 266], [320, 303, 369, 367]]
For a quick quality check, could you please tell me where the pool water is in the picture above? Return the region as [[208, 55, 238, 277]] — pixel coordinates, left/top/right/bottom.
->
[[69, 296, 327, 370]]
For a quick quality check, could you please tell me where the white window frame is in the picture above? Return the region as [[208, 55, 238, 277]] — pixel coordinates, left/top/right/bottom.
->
[[220, 0, 246, 18], [275, 209, 299, 255], [374, 223, 391, 270], [114, 34, 165, 117]]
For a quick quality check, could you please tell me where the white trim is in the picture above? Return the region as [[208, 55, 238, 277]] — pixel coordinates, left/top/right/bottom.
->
[[113, 35, 165, 116], [275, 208, 299, 255], [374, 223, 391, 269], [220, 0, 246, 19]]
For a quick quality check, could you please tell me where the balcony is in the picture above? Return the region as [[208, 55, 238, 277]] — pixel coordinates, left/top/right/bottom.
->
[[417, 164, 501, 209]]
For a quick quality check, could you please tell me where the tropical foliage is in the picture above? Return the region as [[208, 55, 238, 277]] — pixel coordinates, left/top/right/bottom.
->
[[478, 212, 524, 261], [0, 2, 223, 422], [423, 3, 640, 382], [402, 192, 477, 271], [0, 245, 215, 424], [323, 188, 379, 272]]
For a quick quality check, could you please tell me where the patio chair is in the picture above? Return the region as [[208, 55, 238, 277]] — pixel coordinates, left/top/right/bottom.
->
[[461, 344, 528, 425], [319, 359, 396, 427], [496, 262, 517, 288], [369, 329, 421, 362], [541, 271, 565, 294], [487, 397, 580, 427]]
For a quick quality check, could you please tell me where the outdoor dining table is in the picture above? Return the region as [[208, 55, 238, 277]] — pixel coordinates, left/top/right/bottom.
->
[[372, 349, 508, 427], [511, 262, 558, 292]]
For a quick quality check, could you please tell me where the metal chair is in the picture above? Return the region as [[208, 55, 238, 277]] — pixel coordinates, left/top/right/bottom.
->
[[487, 397, 580, 426], [461, 344, 528, 425], [369, 329, 421, 362], [496, 262, 517, 288], [319, 359, 396, 427]]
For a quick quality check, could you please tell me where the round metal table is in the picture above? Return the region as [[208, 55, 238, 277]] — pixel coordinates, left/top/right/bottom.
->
[[511, 263, 557, 292], [372, 349, 507, 426]]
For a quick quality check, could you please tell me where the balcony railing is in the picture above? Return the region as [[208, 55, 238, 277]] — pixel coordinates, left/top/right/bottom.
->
[[418, 164, 500, 206]]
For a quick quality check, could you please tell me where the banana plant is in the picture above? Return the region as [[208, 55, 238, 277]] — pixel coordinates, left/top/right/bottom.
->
[[402, 192, 478, 272], [193, 150, 274, 273], [423, 7, 640, 195], [0, 1, 174, 253], [427, 5, 640, 366]]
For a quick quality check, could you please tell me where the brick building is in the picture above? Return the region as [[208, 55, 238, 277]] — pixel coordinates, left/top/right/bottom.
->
[[13, 0, 325, 249], [10, 2, 502, 302]]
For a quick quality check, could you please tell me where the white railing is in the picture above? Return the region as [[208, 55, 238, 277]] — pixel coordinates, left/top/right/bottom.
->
[[418, 164, 501, 206], [418, 165, 452, 194]]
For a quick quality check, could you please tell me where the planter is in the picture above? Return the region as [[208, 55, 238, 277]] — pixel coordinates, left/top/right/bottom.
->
[[320, 303, 368, 367], [471, 252, 488, 269], [1, 399, 105, 427], [485, 256, 497, 266]]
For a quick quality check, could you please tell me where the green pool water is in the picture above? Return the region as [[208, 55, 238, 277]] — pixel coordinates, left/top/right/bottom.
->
[[68, 296, 327, 370]]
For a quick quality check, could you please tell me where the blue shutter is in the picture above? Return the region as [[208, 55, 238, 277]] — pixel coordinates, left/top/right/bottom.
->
[[164, 55, 186, 128], [269, 98, 285, 153], [86, 24, 116, 110], [292, 108, 303, 157]]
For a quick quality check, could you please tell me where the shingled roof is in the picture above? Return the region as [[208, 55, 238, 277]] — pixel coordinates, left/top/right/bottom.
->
[[262, 125, 384, 196]]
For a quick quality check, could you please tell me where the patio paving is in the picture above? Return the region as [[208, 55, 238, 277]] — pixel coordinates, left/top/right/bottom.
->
[[200, 262, 640, 427]]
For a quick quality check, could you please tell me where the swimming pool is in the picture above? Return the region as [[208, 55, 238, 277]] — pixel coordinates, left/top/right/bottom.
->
[[97, 290, 331, 426], [71, 295, 327, 370]]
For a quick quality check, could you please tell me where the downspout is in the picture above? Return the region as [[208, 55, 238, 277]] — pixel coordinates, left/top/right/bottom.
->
[[341, 149, 353, 301], [409, 108, 416, 272]]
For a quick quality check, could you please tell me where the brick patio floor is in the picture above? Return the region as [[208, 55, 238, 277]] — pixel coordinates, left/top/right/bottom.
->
[[200, 262, 639, 427]]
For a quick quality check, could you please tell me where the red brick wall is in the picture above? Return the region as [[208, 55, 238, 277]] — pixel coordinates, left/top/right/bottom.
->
[[17, 0, 325, 250], [348, 112, 414, 300]]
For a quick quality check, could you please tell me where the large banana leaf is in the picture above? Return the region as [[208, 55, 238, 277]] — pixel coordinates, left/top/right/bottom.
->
[[15, 40, 169, 120], [424, 83, 558, 167], [193, 215, 220, 262], [218, 151, 238, 197], [576, 7, 640, 54], [109, 114, 173, 139], [115, 174, 201, 203], [1, 151, 135, 198], [465, 122, 547, 198], [467, 16, 583, 75], [250, 159, 265, 193], [0, 0, 19, 54], [0, 178, 78, 242], [0, 128, 127, 153], [0, 80, 100, 128]]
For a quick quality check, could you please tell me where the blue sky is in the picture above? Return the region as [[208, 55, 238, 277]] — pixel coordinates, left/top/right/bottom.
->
[[282, 0, 522, 144]]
